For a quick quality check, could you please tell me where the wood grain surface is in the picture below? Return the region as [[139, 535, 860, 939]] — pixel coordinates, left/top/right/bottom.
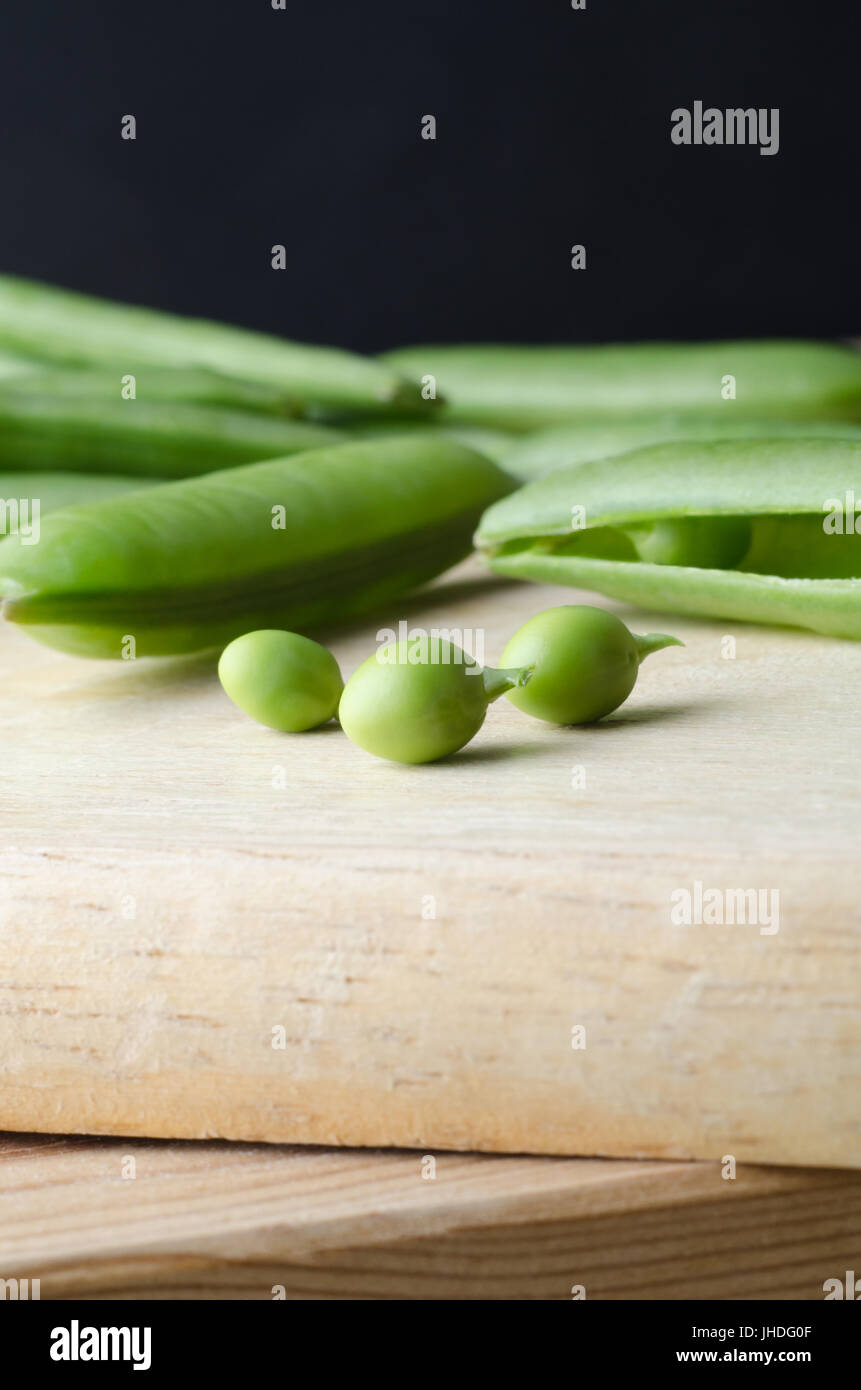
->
[[0, 559, 859, 1165], [2, 1132, 860, 1300]]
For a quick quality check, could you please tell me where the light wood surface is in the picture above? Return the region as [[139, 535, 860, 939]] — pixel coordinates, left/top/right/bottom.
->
[[2, 1132, 860, 1300], [0, 559, 859, 1165]]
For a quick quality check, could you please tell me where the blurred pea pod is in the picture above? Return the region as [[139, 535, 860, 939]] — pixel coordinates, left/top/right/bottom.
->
[[0, 346, 39, 380], [476, 439, 861, 640], [0, 391, 343, 477], [0, 364, 309, 416], [344, 416, 517, 464], [0, 471, 150, 536], [503, 412, 861, 481], [382, 342, 861, 431], [0, 275, 426, 416], [0, 437, 514, 658]]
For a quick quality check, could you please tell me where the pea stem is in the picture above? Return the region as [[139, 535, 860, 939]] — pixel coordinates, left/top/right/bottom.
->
[[482, 664, 534, 702], [635, 632, 685, 662]]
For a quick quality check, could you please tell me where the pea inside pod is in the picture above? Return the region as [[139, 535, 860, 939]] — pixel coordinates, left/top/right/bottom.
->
[[338, 637, 532, 764], [501, 606, 682, 725], [625, 516, 752, 569], [218, 630, 343, 732]]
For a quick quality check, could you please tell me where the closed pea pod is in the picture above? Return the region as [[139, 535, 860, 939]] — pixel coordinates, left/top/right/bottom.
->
[[338, 637, 532, 764], [501, 606, 682, 725], [218, 630, 343, 731], [0, 365, 311, 416], [0, 471, 151, 535], [382, 342, 861, 431], [0, 391, 344, 478], [343, 417, 517, 465], [0, 275, 426, 416], [0, 345, 41, 381], [502, 412, 861, 482], [0, 437, 514, 658]]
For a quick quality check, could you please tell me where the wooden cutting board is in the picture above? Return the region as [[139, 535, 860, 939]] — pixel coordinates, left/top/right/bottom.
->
[[2, 1132, 860, 1300], [0, 559, 859, 1167]]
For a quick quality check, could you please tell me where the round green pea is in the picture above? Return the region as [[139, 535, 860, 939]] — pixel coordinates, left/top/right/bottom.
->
[[218, 629, 343, 732], [626, 515, 751, 569], [501, 605, 682, 725], [338, 636, 530, 764]]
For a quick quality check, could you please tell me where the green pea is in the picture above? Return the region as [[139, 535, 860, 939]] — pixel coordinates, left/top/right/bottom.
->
[[625, 516, 752, 569], [501, 606, 682, 725], [338, 636, 532, 764], [218, 630, 343, 732]]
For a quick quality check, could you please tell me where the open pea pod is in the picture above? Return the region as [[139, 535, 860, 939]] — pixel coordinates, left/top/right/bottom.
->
[[476, 439, 861, 640], [382, 342, 861, 430], [0, 275, 426, 416], [0, 437, 513, 658]]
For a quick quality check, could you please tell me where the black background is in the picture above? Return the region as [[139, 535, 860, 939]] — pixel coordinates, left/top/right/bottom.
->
[[0, 0, 857, 352]]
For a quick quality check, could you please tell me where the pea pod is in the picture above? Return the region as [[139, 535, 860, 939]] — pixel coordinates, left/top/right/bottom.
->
[[0, 275, 425, 416], [503, 412, 861, 482], [0, 346, 40, 380], [0, 365, 307, 416], [476, 439, 861, 640], [0, 437, 514, 658], [0, 471, 151, 535], [382, 342, 861, 431], [0, 391, 343, 478], [344, 417, 517, 465]]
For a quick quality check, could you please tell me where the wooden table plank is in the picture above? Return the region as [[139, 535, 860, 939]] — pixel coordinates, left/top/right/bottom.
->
[[1, 561, 859, 1166], [1, 1133, 859, 1300]]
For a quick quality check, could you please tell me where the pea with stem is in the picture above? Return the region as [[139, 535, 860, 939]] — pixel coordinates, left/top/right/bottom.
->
[[338, 636, 532, 764], [501, 605, 683, 725]]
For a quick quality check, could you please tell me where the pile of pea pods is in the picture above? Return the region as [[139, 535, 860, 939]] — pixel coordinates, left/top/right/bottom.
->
[[1, 273, 860, 756]]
